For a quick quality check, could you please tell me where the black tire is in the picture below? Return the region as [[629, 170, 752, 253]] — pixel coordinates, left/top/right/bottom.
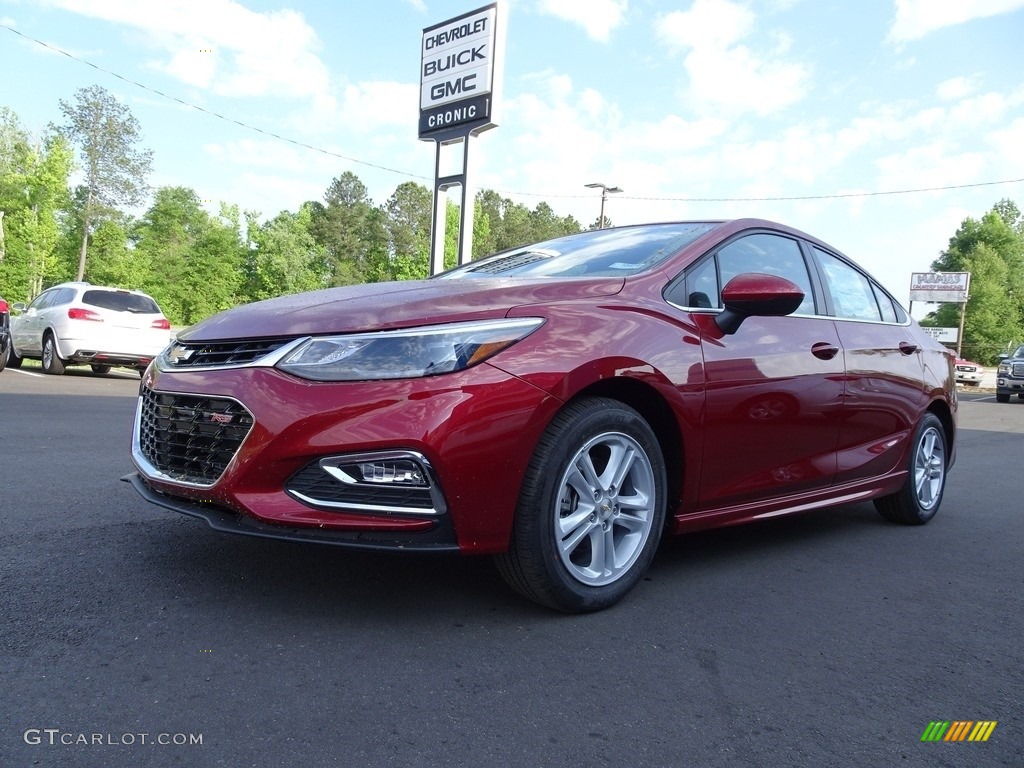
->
[[495, 397, 667, 612], [6, 344, 22, 369], [1018, 394, 1024, 401], [90, 364, 112, 375], [996, 393, 1010, 403], [875, 413, 947, 525], [41, 333, 66, 375], [0, 343, 7, 373]]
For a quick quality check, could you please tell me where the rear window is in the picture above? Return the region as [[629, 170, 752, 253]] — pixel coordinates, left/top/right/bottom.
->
[[82, 290, 160, 314]]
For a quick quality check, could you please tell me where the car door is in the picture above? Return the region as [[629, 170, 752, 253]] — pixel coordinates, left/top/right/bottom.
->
[[13, 289, 58, 355], [668, 232, 846, 510], [811, 247, 927, 483]]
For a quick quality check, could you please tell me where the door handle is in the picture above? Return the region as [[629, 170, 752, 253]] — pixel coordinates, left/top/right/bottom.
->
[[811, 342, 839, 360], [899, 341, 918, 355]]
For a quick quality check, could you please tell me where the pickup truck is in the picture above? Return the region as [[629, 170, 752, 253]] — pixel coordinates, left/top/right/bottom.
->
[[996, 345, 1024, 403]]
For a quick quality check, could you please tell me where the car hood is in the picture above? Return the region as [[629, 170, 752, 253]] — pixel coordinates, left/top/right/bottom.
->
[[178, 277, 624, 341]]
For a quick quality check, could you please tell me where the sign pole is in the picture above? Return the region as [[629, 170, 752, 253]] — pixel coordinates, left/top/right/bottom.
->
[[419, 2, 504, 275]]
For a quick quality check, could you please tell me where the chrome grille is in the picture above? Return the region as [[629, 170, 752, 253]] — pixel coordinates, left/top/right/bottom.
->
[[164, 338, 293, 368], [137, 389, 253, 484], [1013, 363, 1024, 377]]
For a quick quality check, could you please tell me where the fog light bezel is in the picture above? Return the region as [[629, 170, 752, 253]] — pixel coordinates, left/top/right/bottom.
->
[[286, 450, 447, 516]]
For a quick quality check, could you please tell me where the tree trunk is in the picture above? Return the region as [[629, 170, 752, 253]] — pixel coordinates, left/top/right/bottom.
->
[[77, 190, 92, 282]]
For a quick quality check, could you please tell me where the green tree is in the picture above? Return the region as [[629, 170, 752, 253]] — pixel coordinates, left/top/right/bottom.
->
[[59, 85, 153, 281], [243, 203, 327, 302], [925, 200, 1024, 363], [0, 110, 73, 302], [308, 171, 375, 286], [86, 219, 149, 289], [134, 187, 242, 324], [383, 181, 432, 280]]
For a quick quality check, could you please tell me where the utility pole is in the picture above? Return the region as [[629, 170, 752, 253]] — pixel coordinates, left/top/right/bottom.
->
[[584, 182, 623, 229]]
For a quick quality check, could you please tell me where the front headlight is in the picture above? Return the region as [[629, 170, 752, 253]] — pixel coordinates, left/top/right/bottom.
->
[[276, 318, 544, 382], [998, 364, 1011, 375]]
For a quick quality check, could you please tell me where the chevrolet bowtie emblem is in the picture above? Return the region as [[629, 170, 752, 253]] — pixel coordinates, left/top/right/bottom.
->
[[167, 345, 195, 364]]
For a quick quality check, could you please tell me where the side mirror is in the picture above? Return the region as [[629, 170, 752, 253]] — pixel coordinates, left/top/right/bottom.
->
[[12, 302, 27, 313], [715, 273, 805, 335], [998, 353, 1009, 360]]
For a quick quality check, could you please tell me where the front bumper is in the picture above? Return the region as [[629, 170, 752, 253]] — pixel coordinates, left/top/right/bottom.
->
[[123, 472, 460, 551], [996, 377, 1024, 395], [129, 362, 561, 553]]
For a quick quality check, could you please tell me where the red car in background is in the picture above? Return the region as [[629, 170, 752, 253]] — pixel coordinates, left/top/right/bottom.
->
[[126, 219, 957, 612]]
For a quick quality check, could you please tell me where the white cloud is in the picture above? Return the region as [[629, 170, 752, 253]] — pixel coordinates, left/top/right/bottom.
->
[[403, 0, 427, 11], [39, 0, 334, 103], [988, 117, 1024, 172], [889, 0, 1024, 42], [656, 0, 809, 116], [936, 76, 977, 101], [536, 0, 628, 42]]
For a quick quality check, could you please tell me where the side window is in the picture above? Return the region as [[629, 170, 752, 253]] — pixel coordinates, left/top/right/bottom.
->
[[684, 257, 719, 309], [872, 283, 898, 323], [52, 288, 76, 306], [718, 234, 816, 315], [815, 248, 882, 322], [29, 291, 57, 311]]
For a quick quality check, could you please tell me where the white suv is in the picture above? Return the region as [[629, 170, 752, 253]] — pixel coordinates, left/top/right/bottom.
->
[[8, 282, 172, 375]]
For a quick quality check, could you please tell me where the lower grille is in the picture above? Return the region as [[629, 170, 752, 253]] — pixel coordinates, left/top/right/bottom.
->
[[137, 389, 254, 485]]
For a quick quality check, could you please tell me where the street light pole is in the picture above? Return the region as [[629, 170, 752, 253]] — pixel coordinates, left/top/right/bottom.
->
[[584, 182, 623, 229]]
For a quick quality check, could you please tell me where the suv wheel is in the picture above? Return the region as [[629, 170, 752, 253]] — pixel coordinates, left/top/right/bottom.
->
[[42, 333, 66, 375], [996, 393, 1010, 403]]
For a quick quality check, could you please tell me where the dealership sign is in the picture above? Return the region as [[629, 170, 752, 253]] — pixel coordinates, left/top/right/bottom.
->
[[908, 272, 970, 303], [419, 3, 500, 138], [919, 327, 959, 343]]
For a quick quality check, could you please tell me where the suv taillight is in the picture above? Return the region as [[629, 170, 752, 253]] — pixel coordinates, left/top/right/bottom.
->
[[0, 300, 9, 313], [151, 318, 171, 330], [68, 307, 103, 322]]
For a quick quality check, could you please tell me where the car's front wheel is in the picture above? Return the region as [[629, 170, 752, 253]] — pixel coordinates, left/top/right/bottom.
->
[[496, 397, 667, 612], [874, 412, 947, 525], [90, 364, 111, 375], [42, 333, 66, 375], [996, 393, 1010, 403]]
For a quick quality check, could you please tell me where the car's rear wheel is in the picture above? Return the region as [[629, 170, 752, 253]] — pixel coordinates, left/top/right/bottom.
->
[[495, 397, 667, 612], [42, 333, 66, 375], [90, 364, 111, 375], [1018, 393, 1024, 401], [875, 412, 947, 525], [996, 393, 1010, 403]]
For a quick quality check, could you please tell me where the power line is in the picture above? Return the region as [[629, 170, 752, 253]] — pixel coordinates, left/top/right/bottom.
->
[[3, 22, 1023, 204], [0, 23, 432, 181]]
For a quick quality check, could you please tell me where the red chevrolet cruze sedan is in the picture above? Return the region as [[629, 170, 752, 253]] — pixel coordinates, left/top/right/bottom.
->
[[127, 219, 957, 611]]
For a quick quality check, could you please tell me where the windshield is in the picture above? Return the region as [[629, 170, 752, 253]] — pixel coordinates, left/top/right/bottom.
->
[[437, 223, 719, 280]]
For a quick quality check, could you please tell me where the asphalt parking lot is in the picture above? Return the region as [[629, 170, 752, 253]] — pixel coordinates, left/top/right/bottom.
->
[[1, 368, 1021, 768]]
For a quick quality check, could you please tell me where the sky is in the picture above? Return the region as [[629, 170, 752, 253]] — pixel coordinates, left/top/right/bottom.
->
[[1, 0, 1023, 309]]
